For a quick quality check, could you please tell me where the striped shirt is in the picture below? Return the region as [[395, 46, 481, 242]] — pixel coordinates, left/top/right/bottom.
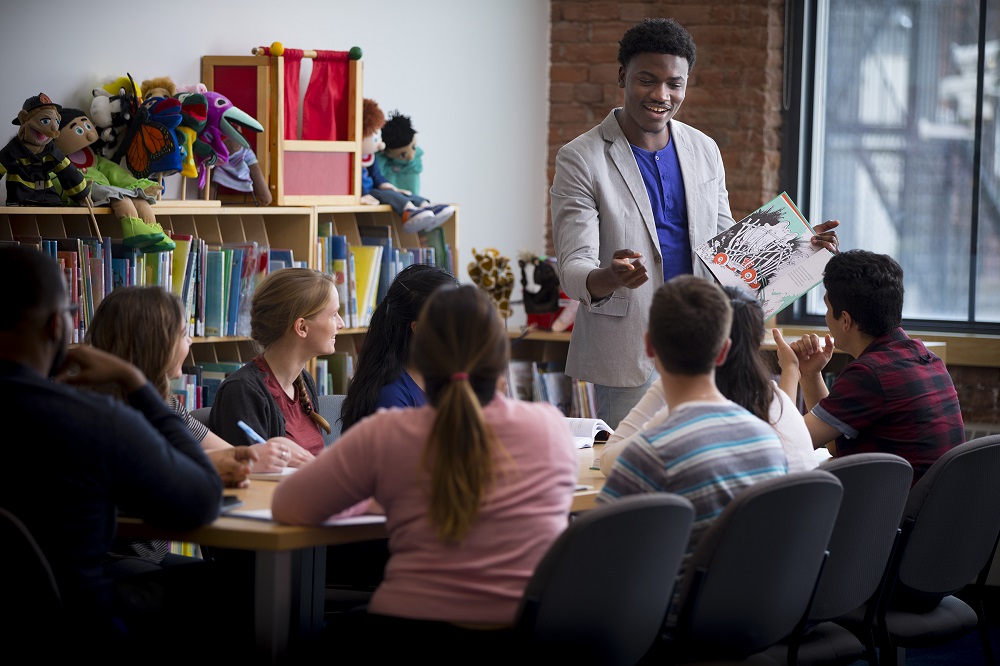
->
[[598, 400, 787, 578]]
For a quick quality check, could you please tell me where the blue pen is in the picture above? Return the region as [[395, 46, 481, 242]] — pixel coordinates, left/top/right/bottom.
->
[[236, 420, 268, 444]]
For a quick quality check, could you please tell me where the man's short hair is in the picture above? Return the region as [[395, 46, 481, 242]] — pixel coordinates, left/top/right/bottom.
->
[[649, 275, 732, 375], [618, 18, 697, 70], [0, 246, 66, 330], [823, 249, 904, 337]]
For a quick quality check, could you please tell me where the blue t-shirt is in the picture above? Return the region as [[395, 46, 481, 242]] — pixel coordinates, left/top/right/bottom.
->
[[375, 369, 427, 411], [631, 139, 692, 281]]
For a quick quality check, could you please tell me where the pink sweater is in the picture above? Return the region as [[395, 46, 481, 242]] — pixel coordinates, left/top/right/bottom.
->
[[271, 393, 578, 624]]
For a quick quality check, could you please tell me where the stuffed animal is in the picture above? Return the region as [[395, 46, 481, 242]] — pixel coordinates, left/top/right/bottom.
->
[[518, 253, 577, 332], [0, 93, 90, 206], [360, 98, 454, 233], [374, 110, 423, 196], [211, 133, 271, 206], [54, 108, 173, 252], [187, 91, 263, 190], [468, 247, 515, 319]]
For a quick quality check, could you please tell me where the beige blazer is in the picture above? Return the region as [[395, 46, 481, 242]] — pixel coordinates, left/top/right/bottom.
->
[[551, 109, 734, 387]]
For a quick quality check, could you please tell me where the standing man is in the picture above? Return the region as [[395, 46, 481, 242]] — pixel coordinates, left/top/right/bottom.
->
[[773, 249, 964, 484], [552, 18, 837, 428]]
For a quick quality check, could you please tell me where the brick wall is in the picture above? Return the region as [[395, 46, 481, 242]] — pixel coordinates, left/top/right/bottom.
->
[[546, 0, 786, 253]]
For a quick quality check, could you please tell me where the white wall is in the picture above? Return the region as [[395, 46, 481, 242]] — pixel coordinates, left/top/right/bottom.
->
[[0, 0, 550, 324]]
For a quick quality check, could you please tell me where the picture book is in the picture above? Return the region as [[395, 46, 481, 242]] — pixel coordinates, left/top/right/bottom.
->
[[565, 418, 614, 449], [694, 192, 832, 320]]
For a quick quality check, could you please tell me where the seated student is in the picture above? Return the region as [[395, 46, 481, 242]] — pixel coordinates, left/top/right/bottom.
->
[[340, 263, 459, 432], [209, 268, 340, 462], [598, 276, 787, 584], [601, 285, 817, 475], [85, 286, 287, 488], [0, 246, 225, 658], [773, 249, 964, 484], [272, 285, 578, 661]]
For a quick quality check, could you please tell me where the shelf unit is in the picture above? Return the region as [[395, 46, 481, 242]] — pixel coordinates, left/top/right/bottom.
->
[[0, 202, 460, 392]]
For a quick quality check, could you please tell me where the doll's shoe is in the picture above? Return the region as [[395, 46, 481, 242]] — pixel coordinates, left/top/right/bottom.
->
[[400, 207, 436, 233], [120, 216, 166, 249], [140, 236, 177, 254], [424, 204, 455, 231]]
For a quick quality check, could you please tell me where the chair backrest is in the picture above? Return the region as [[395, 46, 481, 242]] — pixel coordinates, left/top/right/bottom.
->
[[0, 507, 61, 627], [516, 493, 695, 666], [808, 453, 913, 621], [316, 394, 346, 446], [892, 435, 1000, 605], [672, 470, 843, 660], [190, 406, 211, 426]]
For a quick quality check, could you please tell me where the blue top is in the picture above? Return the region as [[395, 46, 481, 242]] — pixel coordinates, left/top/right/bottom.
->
[[631, 139, 691, 281], [375, 369, 427, 411]]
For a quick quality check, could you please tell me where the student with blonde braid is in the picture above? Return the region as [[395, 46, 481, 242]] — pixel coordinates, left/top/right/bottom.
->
[[209, 268, 342, 461], [273, 285, 578, 661]]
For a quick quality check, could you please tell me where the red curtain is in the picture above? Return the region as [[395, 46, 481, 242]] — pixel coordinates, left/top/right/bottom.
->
[[302, 50, 351, 141], [281, 49, 305, 140]]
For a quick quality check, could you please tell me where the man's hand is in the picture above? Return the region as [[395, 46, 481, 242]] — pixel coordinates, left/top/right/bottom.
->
[[54, 344, 146, 394], [586, 248, 649, 300], [811, 219, 840, 254]]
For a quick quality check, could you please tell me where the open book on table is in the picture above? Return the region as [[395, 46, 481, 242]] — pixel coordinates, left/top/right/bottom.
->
[[566, 417, 613, 449], [694, 192, 833, 319]]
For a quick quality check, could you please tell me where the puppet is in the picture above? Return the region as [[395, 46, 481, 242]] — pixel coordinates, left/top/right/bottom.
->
[[53, 108, 173, 252], [374, 110, 423, 195], [360, 98, 453, 233], [186, 91, 263, 190], [468, 247, 515, 319], [211, 132, 271, 205], [518, 252, 577, 332], [0, 93, 90, 206]]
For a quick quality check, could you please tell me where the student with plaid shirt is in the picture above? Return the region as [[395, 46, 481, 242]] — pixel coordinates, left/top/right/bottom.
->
[[774, 249, 964, 484]]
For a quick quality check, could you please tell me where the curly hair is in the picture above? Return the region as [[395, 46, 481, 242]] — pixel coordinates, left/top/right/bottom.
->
[[618, 18, 697, 70], [362, 98, 386, 138]]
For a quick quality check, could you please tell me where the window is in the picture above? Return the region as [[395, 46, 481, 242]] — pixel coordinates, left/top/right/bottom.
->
[[783, 0, 1000, 331]]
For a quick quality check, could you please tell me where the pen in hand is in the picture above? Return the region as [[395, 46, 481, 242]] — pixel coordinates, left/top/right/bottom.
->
[[237, 420, 267, 445]]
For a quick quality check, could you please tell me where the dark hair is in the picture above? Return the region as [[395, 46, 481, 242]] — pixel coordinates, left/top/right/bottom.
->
[[381, 111, 416, 150], [340, 264, 459, 432], [412, 285, 510, 542], [0, 246, 65, 330], [648, 275, 731, 375], [715, 286, 775, 423], [618, 18, 697, 70], [823, 249, 904, 337]]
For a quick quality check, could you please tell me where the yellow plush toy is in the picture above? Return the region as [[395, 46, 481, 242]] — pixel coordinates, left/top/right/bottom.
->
[[468, 247, 515, 319]]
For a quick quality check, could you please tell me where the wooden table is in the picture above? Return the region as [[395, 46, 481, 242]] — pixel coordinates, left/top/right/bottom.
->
[[116, 446, 604, 661]]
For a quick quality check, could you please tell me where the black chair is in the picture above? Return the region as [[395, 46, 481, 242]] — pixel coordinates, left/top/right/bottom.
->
[[663, 470, 844, 664], [516, 493, 695, 666], [760, 453, 913, 666], [834, 435, 1000, 666], [0, 508, 62, 649]]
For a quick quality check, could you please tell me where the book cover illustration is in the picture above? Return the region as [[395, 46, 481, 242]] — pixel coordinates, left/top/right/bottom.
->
[[695, 192, 832, 319]]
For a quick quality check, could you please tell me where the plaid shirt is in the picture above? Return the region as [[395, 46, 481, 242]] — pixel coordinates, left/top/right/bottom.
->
[[814, 328, 964, 483]]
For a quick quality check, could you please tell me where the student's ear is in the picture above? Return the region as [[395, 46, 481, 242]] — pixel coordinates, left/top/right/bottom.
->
[[44, 308, 62, 344], [294, 317, 309, 338], [618, 66, 626, 88], [715, 338, 732, 367], [644, 331, 655, 358], [837, 309, 855, 333], [410, 320, 417, 334]]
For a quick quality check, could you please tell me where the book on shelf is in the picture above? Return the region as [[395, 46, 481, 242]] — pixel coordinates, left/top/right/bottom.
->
[[328, 351, 354, 395], [506, 360, 535, 402], [170, 234, 194, 299], [565, 417, 614, 450], [268, 248, 295, 273], [694, 192, 832, 320], [418, 227, 451, 273], [358, 224, 397, 306], [346, 243, 358, 328], [352, 244, 383, 327], [203, 250, 226, 336], [329, 235, 350, 326]]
